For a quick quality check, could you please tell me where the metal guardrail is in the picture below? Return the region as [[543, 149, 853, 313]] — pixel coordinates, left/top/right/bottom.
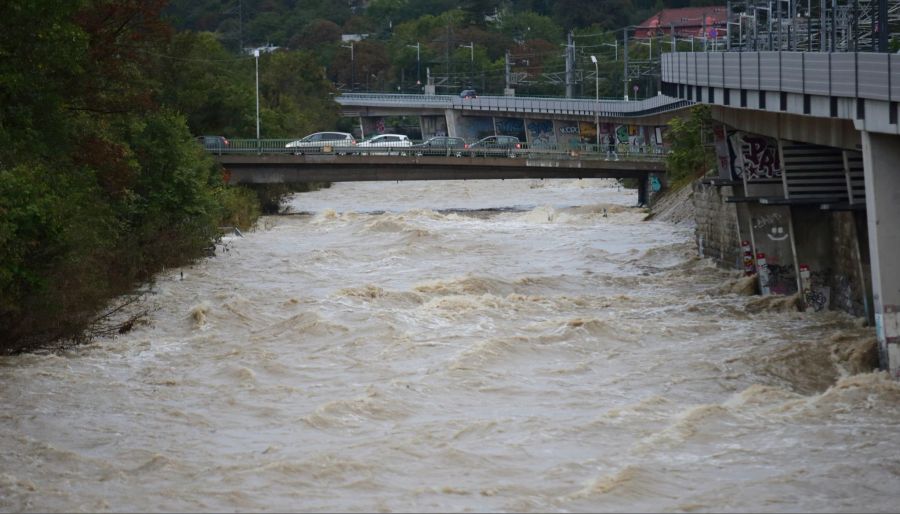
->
[[336, 93, 692, 117], [206, 139, 669, 161]]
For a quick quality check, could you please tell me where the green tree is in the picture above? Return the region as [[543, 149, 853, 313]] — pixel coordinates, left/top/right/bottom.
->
[[499, 11, 562, 43], [259, 50, 340, 136], [665, 105, 716, 188]]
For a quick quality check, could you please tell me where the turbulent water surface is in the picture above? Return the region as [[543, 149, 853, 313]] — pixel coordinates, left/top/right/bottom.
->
[[2, 179, 898, 512]]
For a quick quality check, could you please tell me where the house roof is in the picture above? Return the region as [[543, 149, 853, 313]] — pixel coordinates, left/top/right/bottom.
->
[[636, 6, 728, 35]]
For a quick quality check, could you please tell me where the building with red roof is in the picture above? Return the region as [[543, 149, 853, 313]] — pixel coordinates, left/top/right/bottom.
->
[[635, 6, 728, 39]]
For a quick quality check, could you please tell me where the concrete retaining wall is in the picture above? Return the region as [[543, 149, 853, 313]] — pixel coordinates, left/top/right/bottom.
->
[[692, 181, 742, 269]]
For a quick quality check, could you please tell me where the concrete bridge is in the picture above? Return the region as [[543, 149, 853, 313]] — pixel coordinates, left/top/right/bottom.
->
[[333, 93, 692, 154], [215, 149, 667, 206], [661, 50, 900, 378]]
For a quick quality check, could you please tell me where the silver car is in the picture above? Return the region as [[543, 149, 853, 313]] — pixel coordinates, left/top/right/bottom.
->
[[285, 132, 357, 154], [354, 134, 412, 155]]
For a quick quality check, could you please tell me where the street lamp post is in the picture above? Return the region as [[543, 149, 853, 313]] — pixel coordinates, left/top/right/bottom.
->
[[342, 42, 355, 91], [590, 55, 600, 153], [623, 26, 629, 101], [254, 49, 260, 142], [407, 42, 421, 88]]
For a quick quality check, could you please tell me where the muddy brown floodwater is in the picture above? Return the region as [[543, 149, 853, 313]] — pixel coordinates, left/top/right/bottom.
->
[[1, 179, 898, 512]]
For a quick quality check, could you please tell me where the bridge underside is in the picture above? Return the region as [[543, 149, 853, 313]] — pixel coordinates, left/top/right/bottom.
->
[[217, 155, 662, 205], [218, 155, 659, 184]]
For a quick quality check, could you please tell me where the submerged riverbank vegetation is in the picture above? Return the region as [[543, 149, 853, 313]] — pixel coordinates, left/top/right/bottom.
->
[[0, 1, 337, 353]]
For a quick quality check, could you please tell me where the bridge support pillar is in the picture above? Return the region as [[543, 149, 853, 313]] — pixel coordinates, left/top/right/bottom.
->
[[862, 131, 900, 379], [637, 176, 648, 207]]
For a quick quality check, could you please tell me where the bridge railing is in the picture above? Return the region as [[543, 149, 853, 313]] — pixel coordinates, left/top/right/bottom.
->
[[208, 139, 669, 161], [336, 92, 693, 117]]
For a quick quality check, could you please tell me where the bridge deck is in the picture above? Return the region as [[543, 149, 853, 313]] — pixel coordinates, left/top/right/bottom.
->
[[216, 154, 666, 184]]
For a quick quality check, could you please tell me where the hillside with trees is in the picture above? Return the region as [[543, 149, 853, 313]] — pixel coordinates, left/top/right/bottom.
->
[[164, 0, 713, 98]]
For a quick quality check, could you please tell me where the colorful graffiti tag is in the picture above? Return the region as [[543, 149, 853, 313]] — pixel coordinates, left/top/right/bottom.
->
[[728, 131, 782, 181], [526, 119, 556, 146], [495, 118, 526, 141], [556, 121, 580, 149]]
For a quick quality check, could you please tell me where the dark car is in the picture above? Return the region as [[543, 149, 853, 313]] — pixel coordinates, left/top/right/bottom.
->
[[466, 135, 522, 157], [459, 89, 477, 99], [197, 135, 230, 154], [411, 136, 467, 157]]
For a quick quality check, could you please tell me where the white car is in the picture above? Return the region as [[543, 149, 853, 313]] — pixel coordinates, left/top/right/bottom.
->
[[354, 134, 412, 155], [285, 132, 356, 154]]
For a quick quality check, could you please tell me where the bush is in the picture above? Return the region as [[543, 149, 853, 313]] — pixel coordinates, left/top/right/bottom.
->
[[665, 105, 716, 191]]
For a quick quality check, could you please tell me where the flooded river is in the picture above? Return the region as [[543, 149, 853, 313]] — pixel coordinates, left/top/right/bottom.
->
[[1, 179, 898, 512]]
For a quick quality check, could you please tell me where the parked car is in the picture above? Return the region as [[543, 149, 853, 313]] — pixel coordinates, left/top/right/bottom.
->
[[354, 134, 413, 155], [197, 135, 230, 154], [459, 89, 477, 99], [285, 132, 356, 154], [411, 136, 467, 157], [466, 135, 522, 157]]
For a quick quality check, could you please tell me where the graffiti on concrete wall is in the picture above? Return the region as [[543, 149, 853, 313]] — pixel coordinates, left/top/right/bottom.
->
[[579, 121, 597, 145], [526, 119, 556, 146], [495, 117, 526, 141], [728, 131, 782, 181], [766, 264, 796, 295], [750, 206, 797, 296], [556, 121, 581, 149], [804, 269, 832, 311]]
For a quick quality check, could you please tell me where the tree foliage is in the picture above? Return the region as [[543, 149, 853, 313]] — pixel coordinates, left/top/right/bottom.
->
[[0, 0, 265, 351], [665, 105, 716, 188]]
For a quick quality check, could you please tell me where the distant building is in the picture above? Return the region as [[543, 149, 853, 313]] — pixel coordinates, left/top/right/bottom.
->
[[635, 6, 728, 39]]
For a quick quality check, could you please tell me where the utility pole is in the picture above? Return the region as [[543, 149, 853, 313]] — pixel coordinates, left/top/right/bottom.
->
[[671, 23, 676, 52], [407, 42, 421, 87], [505, 50, 511, 91], [565, 30, 575, 98], [446, 22, 452, 89], [342, 42, 355, 91], [878, 0, 888, 51], [623, 27, 630, 101], [727, 0, 732, 50], [703, 13, 707, 51], [460, 42, 474, 86]]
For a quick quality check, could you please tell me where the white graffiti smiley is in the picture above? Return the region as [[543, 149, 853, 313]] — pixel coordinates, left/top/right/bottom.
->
[[768, 226, 790, 241]]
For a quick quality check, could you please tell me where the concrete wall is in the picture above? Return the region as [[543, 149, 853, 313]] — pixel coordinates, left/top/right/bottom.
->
[[830, 211, 872, 319], [692, 182, 742, 269], [691, 181, 873, 316]]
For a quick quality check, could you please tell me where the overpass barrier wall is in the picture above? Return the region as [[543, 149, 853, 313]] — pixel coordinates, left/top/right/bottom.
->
[[662, 52, 900, 102]]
